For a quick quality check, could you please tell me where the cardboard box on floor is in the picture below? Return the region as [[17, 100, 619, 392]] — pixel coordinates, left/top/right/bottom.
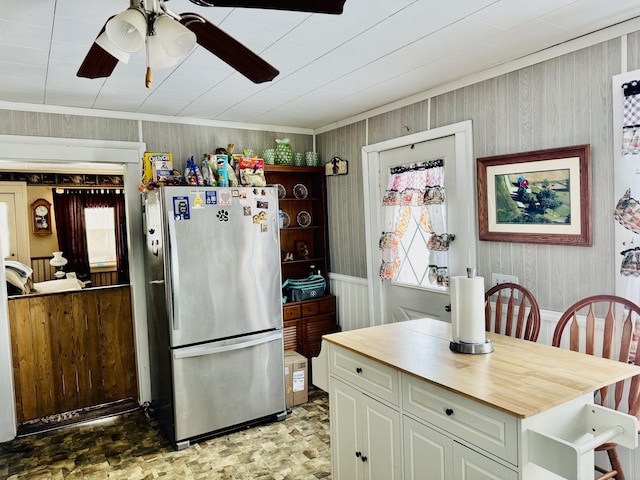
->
[[284, 350, 308, 408]]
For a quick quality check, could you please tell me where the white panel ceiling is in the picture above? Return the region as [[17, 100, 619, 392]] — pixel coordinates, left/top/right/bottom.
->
[[0, 0, 639, 128]]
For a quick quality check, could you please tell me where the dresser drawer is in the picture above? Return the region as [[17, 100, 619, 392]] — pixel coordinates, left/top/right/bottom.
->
[[301, 302, 319, 317], [330, 345, 399, 405], [318, 296, 336, 314], [402, 374, 518, 465], [283, 304, 301, 320]]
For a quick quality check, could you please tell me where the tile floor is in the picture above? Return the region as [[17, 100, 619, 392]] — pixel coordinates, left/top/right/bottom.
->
[[0, 387, 331, 480]]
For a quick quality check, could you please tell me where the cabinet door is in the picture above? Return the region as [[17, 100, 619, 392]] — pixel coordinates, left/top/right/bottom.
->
[[361, 393, 402, 480], [403, 416, 453, 480], [331, 379, 363, 480], [453, 442, 518, 480], [302, 313, 338, 358]]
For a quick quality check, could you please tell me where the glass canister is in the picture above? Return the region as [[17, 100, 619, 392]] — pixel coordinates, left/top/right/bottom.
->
[[294, 152, 304, 166], [274, 138, 293, 165], [305, 151, 318, 166]]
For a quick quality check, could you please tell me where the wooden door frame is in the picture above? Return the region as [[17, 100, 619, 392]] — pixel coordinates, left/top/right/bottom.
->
[[0, 134, 147, 442], [361, 120, 476, 327]]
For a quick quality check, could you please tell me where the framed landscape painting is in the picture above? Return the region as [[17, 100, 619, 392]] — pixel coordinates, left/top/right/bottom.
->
[[477, 144, 592, 246]]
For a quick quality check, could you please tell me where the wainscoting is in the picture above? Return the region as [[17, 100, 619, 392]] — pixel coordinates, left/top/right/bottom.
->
[[328, 272, 369, 331], [30, 257, 118, 286], [8, 285, 138, 428]]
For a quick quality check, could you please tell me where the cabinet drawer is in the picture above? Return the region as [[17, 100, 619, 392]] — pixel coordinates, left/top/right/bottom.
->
[[318, 296, 336, 314], [301, 302, 319, 317], [402, 374, 518, 465], [283, 304, 301, 320], [330, 345, 399, 405]]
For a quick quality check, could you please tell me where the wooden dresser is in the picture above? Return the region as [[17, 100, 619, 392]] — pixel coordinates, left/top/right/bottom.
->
[[283, 295, 339, 380]]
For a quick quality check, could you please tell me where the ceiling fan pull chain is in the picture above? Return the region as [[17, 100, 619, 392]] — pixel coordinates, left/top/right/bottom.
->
[[145, 35, 153, 88]]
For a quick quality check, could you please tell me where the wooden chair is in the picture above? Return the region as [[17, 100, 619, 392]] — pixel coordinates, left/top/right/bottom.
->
[[552, 295, 640, 480], [484, 282, 541, 341]]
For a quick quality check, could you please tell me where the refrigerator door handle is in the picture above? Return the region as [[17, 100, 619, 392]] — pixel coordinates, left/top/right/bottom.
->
[[173, 331, 282, 360], [168, 214, 180, 331]]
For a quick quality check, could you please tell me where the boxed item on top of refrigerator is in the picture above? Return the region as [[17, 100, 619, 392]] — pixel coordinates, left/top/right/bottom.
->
[[284, 350, 308, 407], [142, 152, 173, 184], [238, 157, 266, 187]]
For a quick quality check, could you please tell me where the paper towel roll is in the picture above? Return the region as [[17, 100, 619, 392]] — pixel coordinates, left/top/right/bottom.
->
[[451, 275, 485, 344]]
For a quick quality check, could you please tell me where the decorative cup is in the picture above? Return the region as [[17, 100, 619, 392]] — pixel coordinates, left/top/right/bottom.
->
[[294, 152, 304, 166], [305, 151, 318, 166]]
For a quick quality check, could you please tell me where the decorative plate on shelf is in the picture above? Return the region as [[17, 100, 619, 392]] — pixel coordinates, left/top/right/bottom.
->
[[280, 211, 290, 229], [297, 210, 312, 227], [274, 183, 286, 199], [293, 183, 308, 199]]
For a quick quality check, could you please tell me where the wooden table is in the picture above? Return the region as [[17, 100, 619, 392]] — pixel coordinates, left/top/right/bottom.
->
[[319, 318, 640, 479]]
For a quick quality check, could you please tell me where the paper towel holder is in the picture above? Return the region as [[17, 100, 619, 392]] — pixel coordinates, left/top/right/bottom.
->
[[449, 267, 494, 354], [449, 338, 493, 354]]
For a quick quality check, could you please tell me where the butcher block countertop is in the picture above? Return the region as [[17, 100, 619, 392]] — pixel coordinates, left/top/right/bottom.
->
[[322, 318, 640, 419]]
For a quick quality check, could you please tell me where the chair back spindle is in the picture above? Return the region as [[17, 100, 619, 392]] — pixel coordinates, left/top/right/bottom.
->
[[484, 282, 540, 342]]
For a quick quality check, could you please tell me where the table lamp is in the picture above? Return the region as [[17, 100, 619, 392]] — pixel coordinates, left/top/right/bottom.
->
[[50, 251, 68, 279]]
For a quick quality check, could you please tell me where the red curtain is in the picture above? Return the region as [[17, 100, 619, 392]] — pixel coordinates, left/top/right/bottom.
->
[[52, 189, 129, 284]]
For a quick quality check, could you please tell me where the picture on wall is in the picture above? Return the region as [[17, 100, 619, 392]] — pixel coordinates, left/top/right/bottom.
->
[[477, 144, 592, 246]]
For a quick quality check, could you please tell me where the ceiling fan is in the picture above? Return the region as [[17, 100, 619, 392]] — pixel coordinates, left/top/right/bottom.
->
[[77, 0, 346, 87]]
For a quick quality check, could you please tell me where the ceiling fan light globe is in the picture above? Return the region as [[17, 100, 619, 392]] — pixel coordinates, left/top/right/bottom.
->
[[95, 32, 132, 64], [105, 8, 146, 53], [154, 15, 197, 59], [147, 35, 181, 68]]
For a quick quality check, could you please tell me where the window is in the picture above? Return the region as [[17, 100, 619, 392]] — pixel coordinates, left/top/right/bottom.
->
[[84, 207, 116, 268]]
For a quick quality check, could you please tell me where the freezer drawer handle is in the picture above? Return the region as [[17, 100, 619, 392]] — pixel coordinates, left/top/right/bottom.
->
[[173, 332, 282, 359]]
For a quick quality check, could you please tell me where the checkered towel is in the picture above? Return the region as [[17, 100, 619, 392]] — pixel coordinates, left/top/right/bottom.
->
[[624, 94, 640, 127]]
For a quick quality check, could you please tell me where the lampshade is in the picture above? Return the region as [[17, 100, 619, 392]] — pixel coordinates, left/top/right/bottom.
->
[[154, 14, 196, 59], [95, 32, 132, 64], [147, 34, 181, 69], [50, 251, 68, 268], [105, 8, 147, 53]]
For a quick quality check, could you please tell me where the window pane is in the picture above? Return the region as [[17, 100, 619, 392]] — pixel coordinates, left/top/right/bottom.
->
[[84, 207, 116, 265]]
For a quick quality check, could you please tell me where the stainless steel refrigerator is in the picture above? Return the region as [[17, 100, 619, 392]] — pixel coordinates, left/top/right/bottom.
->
[[143, 186, 286, 449]]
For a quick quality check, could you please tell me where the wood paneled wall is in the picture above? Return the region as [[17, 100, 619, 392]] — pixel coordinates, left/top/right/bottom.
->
[[316, 36, 633, 314], [428, 39, 620, 312], [317, 121, 367, 278], [8, 286, 137, 424], [30, 257, 119, 286], [0, 110, 139, 141], [140, 121, 313, 172]]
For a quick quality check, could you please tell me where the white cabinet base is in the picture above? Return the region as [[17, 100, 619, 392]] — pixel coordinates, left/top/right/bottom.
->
[[331, 378, 402, 480], [326, 342, 639, 480]]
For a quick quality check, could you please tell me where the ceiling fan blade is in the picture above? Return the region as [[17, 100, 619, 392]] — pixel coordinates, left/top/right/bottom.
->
[[181, 14, 279, 83], [77, 21, 119, 79], [188, 0, 346, 14]]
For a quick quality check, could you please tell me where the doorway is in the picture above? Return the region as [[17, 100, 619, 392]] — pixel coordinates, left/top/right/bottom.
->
[[0, 184, 30, 264], [0, 135, 148, 442], [362, 121, 476, 326]]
